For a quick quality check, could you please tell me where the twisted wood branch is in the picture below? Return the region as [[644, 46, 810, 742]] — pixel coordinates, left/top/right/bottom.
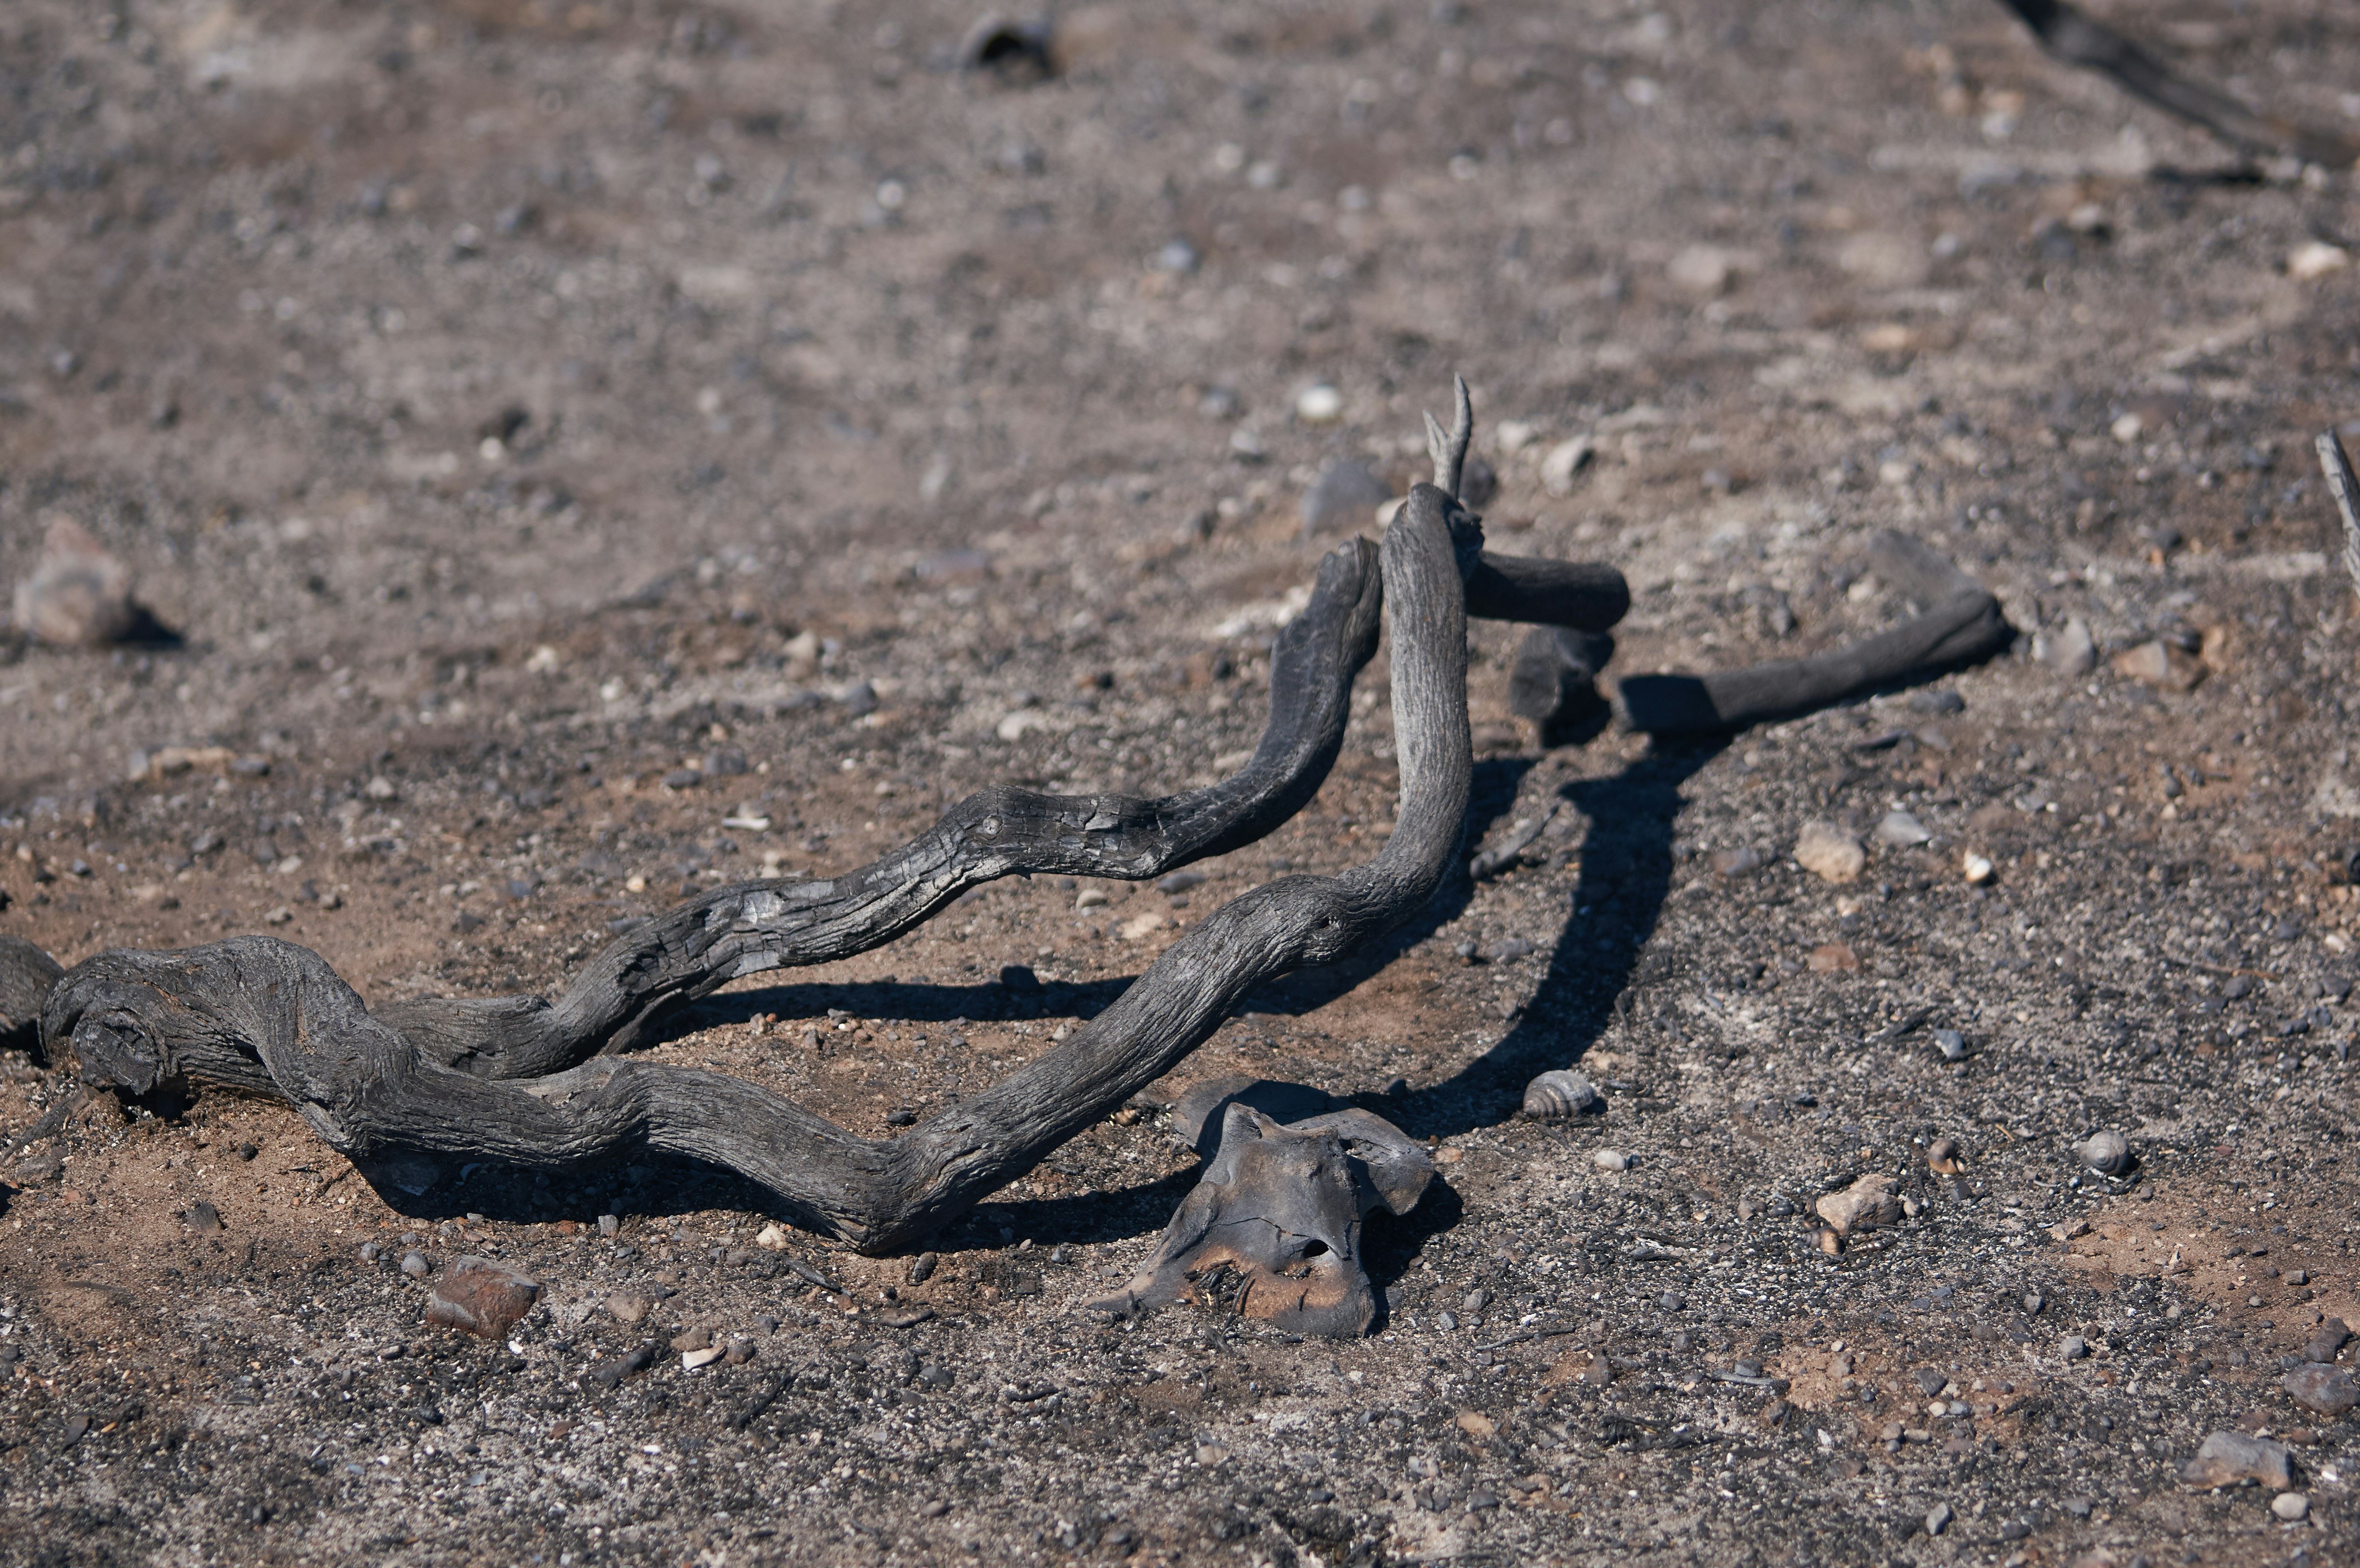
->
[[372, 541, 1620, 1082], [41, 482, 1485, 1252]]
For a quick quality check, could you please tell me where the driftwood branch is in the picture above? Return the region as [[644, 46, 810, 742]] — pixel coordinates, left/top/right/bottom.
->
[[2319, 429, 2360, 609], [1615, 531, 2011, 735], [42, 481, 1486, 1254], [1993, 0, 2360, 167], [364, 539, 1619, 1082]]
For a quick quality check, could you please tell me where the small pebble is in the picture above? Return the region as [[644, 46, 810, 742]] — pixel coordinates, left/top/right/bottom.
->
[[1462, 1288, 1490, 1314], [1933, 1029, 1968, 1062], [1294, 384, 1344, 424], [1593, 1149, 1631, 1172], [1874, 810, 1931, 847], [1793, 821, 1866, 883], [400, 1250, 430, 1279], [1925, 1502, 1953, 1537], [1963, 853, 1995, 885], [598, 1214, 621, 1237], [2272, 1492, 2309, 1522], [1436, 1311, 1459, 1332], [2058, 1335, 2089, 1360]]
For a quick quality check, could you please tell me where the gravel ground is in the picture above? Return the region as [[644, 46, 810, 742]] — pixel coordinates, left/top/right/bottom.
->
[[2, 1, 2357, 1564]]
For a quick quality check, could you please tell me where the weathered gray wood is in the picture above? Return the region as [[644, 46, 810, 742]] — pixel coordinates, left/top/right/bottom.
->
[[0, 934, 63, 1057], [378, 533, 1621, 1081], [2319, 430, 2360, 610], [1507, 627, 1615, 740], [1994, 0, 2359, 167], [1616, 534, 2010, 734], [44, 482, 1483, 1253]]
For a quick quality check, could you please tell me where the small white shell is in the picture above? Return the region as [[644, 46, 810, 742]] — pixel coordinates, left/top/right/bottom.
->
[[1522, 1069, 1603, 1119]]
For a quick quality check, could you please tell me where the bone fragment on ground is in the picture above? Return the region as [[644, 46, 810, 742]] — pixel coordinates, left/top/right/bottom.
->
[[1093, 1096, 1434, 1338]]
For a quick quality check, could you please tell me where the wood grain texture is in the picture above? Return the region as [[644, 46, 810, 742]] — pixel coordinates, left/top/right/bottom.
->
[[1617, 533, 2010, 734], [42, 484, 1484, 1253], [373, 536, 1620, 1082]]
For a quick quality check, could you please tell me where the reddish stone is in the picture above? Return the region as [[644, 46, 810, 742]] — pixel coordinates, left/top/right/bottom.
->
[[424, 1256, 540, 1339]]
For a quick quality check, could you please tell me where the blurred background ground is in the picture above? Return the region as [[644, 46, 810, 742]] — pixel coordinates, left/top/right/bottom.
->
[[1, 1, 2357, 1564]]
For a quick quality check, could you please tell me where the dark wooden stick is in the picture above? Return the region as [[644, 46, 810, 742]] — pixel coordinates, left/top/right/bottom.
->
[[2319, 429, 2360, 610], [1616, 533, 2011, 734], [375, 537, 1621, 1081], [1993, 0, 2360, 167], [44, 484, 1483, 1253]]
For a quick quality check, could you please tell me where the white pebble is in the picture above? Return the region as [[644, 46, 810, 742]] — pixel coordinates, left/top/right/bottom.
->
[[1962, 853, 1995, 885], [1593, 1149, 1631, 1172], [1294, 384, 1344, 423], [2272, 1492, 2309, 1521]]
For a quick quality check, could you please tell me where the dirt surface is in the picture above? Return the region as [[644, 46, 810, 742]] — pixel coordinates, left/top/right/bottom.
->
[[4, 1, 2360, 1563]]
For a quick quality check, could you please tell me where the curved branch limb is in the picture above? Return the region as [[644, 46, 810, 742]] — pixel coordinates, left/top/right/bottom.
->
[[379, 535, 1620, 1082], [1615, 535, 2011, 735], [44, 482, 1481, 1255], [1994, 0, 2360, 167], [2317, 429, 2360, 609]]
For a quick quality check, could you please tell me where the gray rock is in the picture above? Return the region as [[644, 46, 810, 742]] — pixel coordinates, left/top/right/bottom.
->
[[1709, 846, 1763, 879], [2035, 617, 2097, 678], [1461, 1288, 1491, 1314], [2179, 1430, 2293, 1490], [1913, 1367, 1947, 1397], [1657, 1290, 1685, 1312], [1794, 821, 1866, 883], [2302, 1316, 2349, 1364], [400, 1250, 430, 1278], [1933, 1029, 1969, 1062], [597, 1213, 621, 1237], [2282, 1363, 2358, 1417], [1299, 459, 1393, 537], [2272, 1492, 2310, 1521], [1924, 1502, 1952, 1537], [2073, 1129, 2132, 1176], [2058, 1335, 2089, 1360], [12, 516, 146, 647], [1436, 1311, 1459, 1332]]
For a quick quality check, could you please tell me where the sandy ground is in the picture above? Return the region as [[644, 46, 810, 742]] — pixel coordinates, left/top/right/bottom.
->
[[2, 1, 2358, 1563]]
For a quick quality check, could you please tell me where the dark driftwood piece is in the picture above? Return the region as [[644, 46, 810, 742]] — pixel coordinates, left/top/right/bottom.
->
[[1993, 0, 2360, 167], [2319, 429, 2360, 608], [1615, 532, 2010, 735], [1508, 627, 1615, 742], [0, 934, 62, 1056], [372, 554, 1619, 1083], [45, 470, 1485, 1255]]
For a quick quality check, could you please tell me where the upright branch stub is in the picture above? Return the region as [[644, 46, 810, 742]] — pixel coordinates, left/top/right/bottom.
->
[[1424, 375, 1475, 501], [2317, 429, 2360, 609]]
